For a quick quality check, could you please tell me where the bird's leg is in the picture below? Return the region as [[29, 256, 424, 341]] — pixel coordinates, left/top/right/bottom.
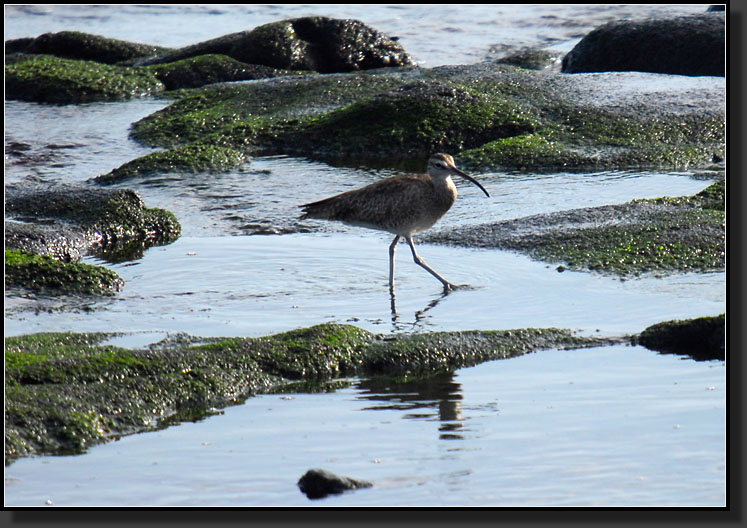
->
[[388, 235, 400, 291], [405, 236, 456, 291]]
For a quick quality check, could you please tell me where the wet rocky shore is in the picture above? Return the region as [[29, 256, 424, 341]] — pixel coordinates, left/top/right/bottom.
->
[[4, 12, 726, 464]]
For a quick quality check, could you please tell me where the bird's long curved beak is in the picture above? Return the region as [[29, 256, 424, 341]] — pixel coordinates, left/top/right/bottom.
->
[[452, 168, 490, 198]]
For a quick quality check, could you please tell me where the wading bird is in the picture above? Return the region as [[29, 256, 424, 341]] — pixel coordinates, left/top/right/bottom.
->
[[299, 153, 490, 291]]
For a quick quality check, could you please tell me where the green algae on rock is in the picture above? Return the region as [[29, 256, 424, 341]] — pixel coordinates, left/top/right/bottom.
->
[[280, 80, 537, 159], [128, 72, 411, 148], [145, 54, 294, 90], [426, 179, 725, 277], [4, 249, 124, 296], [633, 314, 725, 361], [5, 184, 181, 266], [120, 60, 723, 172], [5, 55, 165, 104], [4, 323, 609, 463], [96, 143, 247, 184], [458, 93, 724, 172], [101, 71, 412, 181], [459, 133, 586, 171]]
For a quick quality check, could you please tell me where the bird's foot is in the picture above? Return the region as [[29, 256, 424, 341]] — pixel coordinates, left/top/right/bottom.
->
[[442, 282, 479, 293]]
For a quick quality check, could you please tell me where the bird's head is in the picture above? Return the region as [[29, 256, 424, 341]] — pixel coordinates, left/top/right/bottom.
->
[[427, 153, 490, 197]]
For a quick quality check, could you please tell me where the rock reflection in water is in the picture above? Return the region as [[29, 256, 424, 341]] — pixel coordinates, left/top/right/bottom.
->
[[355, 372, 464, 440]]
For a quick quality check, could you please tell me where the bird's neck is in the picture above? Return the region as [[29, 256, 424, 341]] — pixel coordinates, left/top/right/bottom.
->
[[432, 174, 458, 203]]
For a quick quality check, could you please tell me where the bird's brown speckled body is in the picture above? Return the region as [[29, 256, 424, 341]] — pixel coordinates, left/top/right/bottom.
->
[[300, 153, 489, 291]]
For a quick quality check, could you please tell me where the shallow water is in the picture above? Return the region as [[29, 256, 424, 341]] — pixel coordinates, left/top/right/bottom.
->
[[4, 344, 725, 507], [4, 232, 725, 340], [3, 3, 725, 508]]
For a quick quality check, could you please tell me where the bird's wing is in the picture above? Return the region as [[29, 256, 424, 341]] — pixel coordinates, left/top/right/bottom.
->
[[300, 175, 432, 225]]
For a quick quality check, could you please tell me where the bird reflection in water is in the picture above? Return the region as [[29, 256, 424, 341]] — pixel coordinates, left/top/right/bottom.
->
[[356, 371, 464, 441], [389, 288, 449, 332]]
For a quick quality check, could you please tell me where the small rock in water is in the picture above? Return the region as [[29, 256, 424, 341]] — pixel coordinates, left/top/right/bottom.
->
[[297, 468, 372, 499]]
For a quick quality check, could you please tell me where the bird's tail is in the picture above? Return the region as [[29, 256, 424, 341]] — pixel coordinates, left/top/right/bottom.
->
[[299, 196, 336, 220]]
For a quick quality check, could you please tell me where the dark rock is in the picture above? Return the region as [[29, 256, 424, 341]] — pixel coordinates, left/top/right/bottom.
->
[[562, 14, 725, 76], [5, 31, 169, 64], [139, 16, 413, 73], [5, 221, 92, 263], [232, 17, 414, 72], [634, 315, 725, 361], [297, 469, 372, 499], [5, 183, 181, 263], [496, 47, 557, 70], [147, 54, 288, 90]]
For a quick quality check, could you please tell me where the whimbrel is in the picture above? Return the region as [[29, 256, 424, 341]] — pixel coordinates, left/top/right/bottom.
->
[[299, 153, 490, 291]]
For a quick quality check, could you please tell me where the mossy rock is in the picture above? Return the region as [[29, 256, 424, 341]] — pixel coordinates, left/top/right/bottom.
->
[[5, 55, 164, 104], [460, 102, 724, 172], [5, 323, 610, 462], [634, 314, 725, 360], [5, 185, 181, 263], [426, 180, 725, 276], [532, 207, 724, 275], [146, 54, 292, 90], [459, 133, 586, 170], [122, 61, 722, 171], [96, 143, 247, 184], [128, 72, 410, 148], [280, 80, 537, 159], [4, 249, 124, 296], [5, 30, 170, 64]]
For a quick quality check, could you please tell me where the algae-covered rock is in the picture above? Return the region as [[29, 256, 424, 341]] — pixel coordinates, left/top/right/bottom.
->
[[4, 323, 609, 463], [459, 95, 724, 172], [128, 72, 411, 148], [102, 72, 412, 181], [5, 55, 165, 104], [562, 14, 725, 76], [5, 30, 170, 64], [96, 143, 247, 184], [280, 80, 536, 159], [5, 184, 181, 264], [634, 314, 725, 360], [146, 54, 292, 90], [123, 61, 723, 172], [4, 249, 124, 296], [426, 179, 725, 276]]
